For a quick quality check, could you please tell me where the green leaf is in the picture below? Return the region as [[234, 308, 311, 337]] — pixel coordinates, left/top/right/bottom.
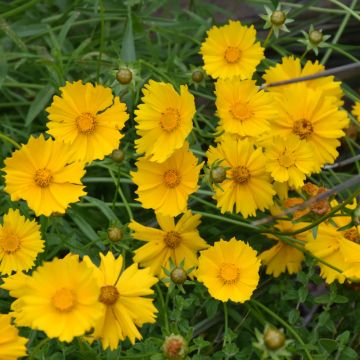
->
[[319, 338, 338, 354], [121, 7, 136, 62], [205, 299, 219, 319], [314, 294, 331, 304], [71, 211, 99, 241], [333, 295, 349, 304], [83, 196, 119, 223], [0, 45, 7, 89], [58, 11, 80, 48]]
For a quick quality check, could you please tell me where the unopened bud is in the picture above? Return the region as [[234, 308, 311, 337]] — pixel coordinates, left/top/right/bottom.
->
[[162, 334, 187, 360], [170, 267, 187, 285], [264, 327, 286, 350], [107, 226, 123, 242], [309, 30, 323, 45], [211, 166, 226, 184], [270, 11, 286, 26], [111, 149, 125, 163], [192, 70, 204, 83], [116, 68, 132, 84]]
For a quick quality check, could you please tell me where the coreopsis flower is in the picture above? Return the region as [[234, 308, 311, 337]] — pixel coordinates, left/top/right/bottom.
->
[[263, 56, 343, 104], [3, 135, 86, 216], [0, 209, 44, 275], [134, 80, 195, 163], [46, 80, 129, 163], [215, 79, 275, 136], [129, 211, 208, 278], [270, 83, 348, 169], [339, 240, 360, 279], [131, 143, 202, 216], [84, 252, 158, 349], [206, 138, 275, 217], [352, 102, 360, 122], [200, 20, 264, 80], [15, 255, 102, 342], [264, 134, 315, 188], [0, 315, 27, 359], [259, 221, 309, 277], [197, 238, 260, 302]]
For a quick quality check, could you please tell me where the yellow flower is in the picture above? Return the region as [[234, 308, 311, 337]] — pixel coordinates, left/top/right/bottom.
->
[[84, 252, 158, 349], [259, 221, 308, 277], [15, 254, 102, 342], [131, 143, 202, 216], [134, 80, 195, 163], [206, 138, 275, 217], [271, 83, 348, 169], [339, 239, 360, 279], [352, 102, 360, 122], [129, 211, 208, 278], [215, 79, 275, 136], [0, 315, 27, 360], [197, 238, 260, 302], [0, 209, 44, 275], [263, 56, 343, 104], [3, 135, 86, 216], [305, 223, 349, 284], [46, 80, 129, 163], [200, 20, 264, 80], [265, 134, 315, 188]]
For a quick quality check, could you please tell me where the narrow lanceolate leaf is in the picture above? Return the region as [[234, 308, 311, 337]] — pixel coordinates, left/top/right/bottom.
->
[[0, 45, 7, 89], [121, 7, 136, 62], [84, 196, 119, 223]]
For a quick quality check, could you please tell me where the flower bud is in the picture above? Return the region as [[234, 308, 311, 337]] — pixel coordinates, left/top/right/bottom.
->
[[170, 267, 187, 285], [264, 327, 286, 350], [111, 149, 125, 163], [192, 70, 204, 83], [353, 206, 360, 226], [309, 30, 323, 45], [270, 10, 286, 26], [162, 334, 187, 360], [107, 226, 123, 242], [211, 166, 226, 184], [116, 68, 132, 84]]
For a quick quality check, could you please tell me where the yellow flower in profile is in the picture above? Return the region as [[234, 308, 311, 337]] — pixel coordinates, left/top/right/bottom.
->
[[0, 315, 27, 359], [0, 209, 44, 275], [84, 252, 158, 349], [305, 223, 349, 284], [129, 211, 208, 278], [352, 102, 360, 122], [263, 56, 343, 104], [134, 80, 195, 163], [200, 20, 264, 80], [131, 143, 202, 216], [16, 255, 102, 342], [47, 81, 129, 163], [265, 134, 315, 188], [259, 221, 309, 277], [4, 135, 86, 216], [215, 79, 275, 136], [197, 238, 260, 302], [207, 138, 275, 217], [271, 84, 348, 168]]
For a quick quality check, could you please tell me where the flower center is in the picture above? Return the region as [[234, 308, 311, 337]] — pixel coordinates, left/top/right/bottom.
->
[[278, 150, 295, 168], [231, 166, 250, 184], [76, 112, 97, 134], [0, 230, 20, 253], [34, 168, 53, 188], [52, 288, 76, 312], [163, 169, 181, 188], [99, 285, 119, 305], [293, 119, 313, 140], [218, 263, 240, 285], [163, 231, 182, 249], [160, 108, 180, 133], [230, 101, 253, 121], [224, 47, 241, 64], [344, 228, 360, 243]]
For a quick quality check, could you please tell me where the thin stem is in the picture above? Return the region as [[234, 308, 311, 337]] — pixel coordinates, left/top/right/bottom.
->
[[2, 0, 41, 18], [223, 302, 229, 348], [156, 284, 170, 334], [328, 0, 360, 21], [263, 28, 273, 48], [96, 0, 105, 81], [0, 133, 20, 148]]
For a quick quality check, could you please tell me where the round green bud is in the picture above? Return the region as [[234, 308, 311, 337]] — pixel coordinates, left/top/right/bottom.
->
[[211, 166, 227, 184], [116, 68, 132, 84], [111, 149, 125, 163], [170, 267, 187, 285], [270, 10, 286, 26], [309, 30, 323, 45], [192, 70, 204, 83], [107, 226, 123, 242], [264, 327, 286, 350]]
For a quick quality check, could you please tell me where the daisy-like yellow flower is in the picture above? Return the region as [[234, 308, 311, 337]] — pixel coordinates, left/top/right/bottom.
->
[[259, 221, 309, 277], [207, 138, 275, 217], [129, 211, 208, 278], [271, 83, 348, 168], [47, 80, 129, 163], [134, 80, 195, 163], [265, 134, 315, 188], [3, 135, 86, 216], [215, 79, 275, 136], [352, 102, 360, 122], [15, 254, 102, 342], [131, 143, 202, 216], [263, 56, 343, 104], [197, 238, 260, 302], [339, 240, 360, 279], [0, 209, 44, 275], [84, 252, 158, 350], [0, 315, 27, 360], [200, 20, 264, 80]]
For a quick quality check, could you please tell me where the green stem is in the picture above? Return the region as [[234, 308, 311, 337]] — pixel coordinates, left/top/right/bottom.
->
[[251, 300, 314, 360], [328, 0, 360, 21], [263, 28, 273, 48], [2, 0, 41, 18], [97, 0, 105, 81], [223, 302, 229, 348], [156, 284, 170, 334], [0, 133, 20, 148]]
